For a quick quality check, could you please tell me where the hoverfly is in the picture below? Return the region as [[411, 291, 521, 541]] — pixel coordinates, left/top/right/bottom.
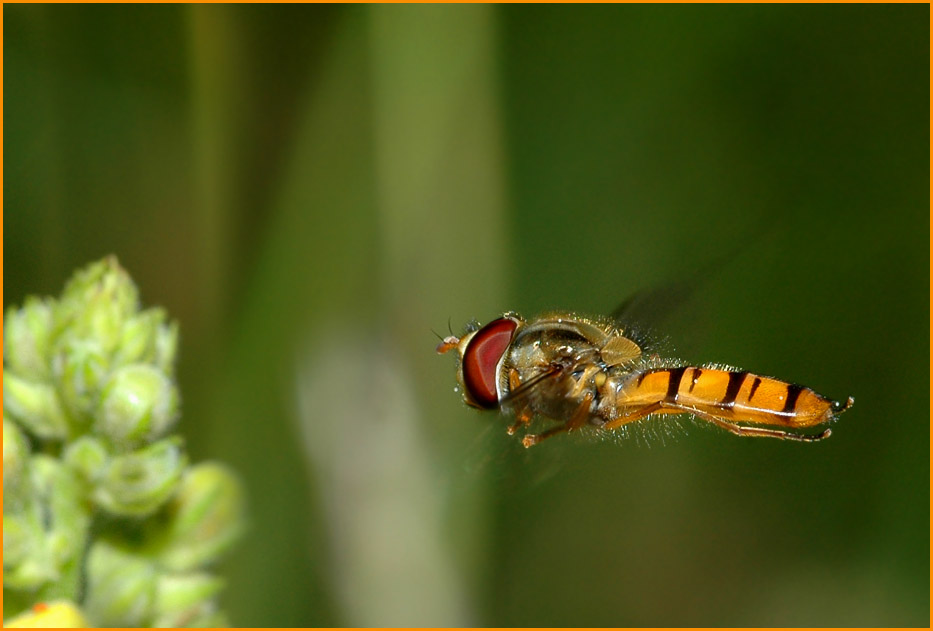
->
[[437, 311, 853, 448]]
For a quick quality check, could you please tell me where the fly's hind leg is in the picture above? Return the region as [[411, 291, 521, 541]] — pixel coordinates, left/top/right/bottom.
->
[[601, 401, 830, 442], [697, 412, 831, 442], [522, 393, 594, 448], [600, 402, 666, 430]]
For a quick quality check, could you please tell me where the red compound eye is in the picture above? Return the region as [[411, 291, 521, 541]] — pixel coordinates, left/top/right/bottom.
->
[[462, 317, 517, 409]]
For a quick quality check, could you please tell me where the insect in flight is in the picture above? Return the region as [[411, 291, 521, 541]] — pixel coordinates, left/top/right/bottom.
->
[[437, 311, 854, 448]]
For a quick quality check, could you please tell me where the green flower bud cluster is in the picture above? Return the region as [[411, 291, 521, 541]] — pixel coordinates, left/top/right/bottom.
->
[[3, 257, 245, 627]]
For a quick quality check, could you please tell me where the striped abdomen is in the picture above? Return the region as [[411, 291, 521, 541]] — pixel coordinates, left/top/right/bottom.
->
[[617, 367, 845, 428]]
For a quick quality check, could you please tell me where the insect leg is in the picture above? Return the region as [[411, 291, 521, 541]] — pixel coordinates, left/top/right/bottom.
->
[[602, 401, 830, 442], [506, 370, 534, 435], [507, 411, 533, 435], [505, 411, 533, 436], [522, 393, 594, 448], [690, 411, 831, 442], [600, 402, 666, 430]]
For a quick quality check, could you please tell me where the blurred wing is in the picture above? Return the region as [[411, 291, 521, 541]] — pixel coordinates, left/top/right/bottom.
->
[[610, 280, 695, 335], [610, 244, 751, 357]]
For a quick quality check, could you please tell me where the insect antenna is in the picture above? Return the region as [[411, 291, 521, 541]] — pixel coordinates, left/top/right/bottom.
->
[[430, 327, 445, 342]]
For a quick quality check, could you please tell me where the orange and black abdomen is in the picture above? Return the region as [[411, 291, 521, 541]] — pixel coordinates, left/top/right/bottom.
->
[[626, 367, 845, 428]]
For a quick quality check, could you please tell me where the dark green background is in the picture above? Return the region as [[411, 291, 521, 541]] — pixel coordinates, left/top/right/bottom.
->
[[5, 4, 929, 626]]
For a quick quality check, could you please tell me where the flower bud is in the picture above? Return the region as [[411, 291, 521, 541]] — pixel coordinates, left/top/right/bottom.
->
[[84, 540, 157, 627], [4, 456, 89, 592], [4, 512, 37, 573], [56, 257, 140, 355], [149, 463, 247, 572], [93, 438, 187, 517], [96, 364, 179, 449], [3, 600, 91, 628], [62, 435, 109, 485], [3, 373, 70, 440], [150, 572, 224, 627], [4, 297, 54, 382], [51, 338, 109, 424], [3, 511, 55, 590], [59, 256, 139, 319], [112, 308, 171, 369], [30, 455, 91, 579], [4, 417, 32, 510]]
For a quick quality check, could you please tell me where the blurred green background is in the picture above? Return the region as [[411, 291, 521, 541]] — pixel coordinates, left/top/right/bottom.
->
[[4, 4, 929, 626]]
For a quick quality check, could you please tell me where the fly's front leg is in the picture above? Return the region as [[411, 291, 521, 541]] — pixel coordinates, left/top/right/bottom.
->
[[522, 393, 594, 448], [507, 409, 534, 436], [506, 369, 534, 436]]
